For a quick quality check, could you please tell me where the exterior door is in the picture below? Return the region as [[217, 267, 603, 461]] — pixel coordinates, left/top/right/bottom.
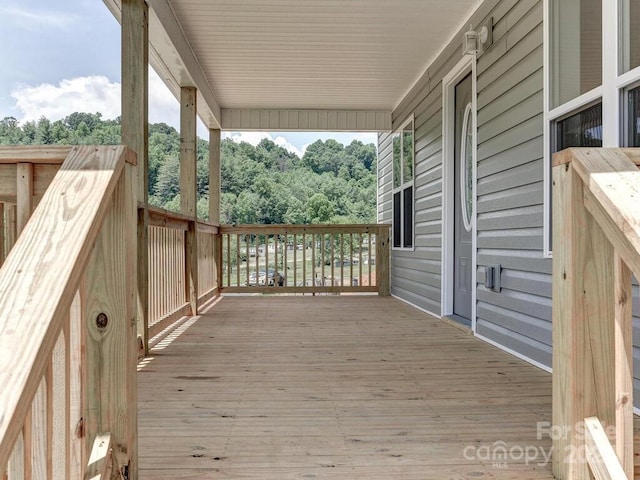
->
[[453, 73, 473, 323]]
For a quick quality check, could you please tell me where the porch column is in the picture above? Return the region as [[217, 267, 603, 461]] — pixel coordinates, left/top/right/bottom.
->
[[122, 0, 149, 358], [209, 128, 221, 294], [180, 87, 198, 315], [208, 128, 221, 224]]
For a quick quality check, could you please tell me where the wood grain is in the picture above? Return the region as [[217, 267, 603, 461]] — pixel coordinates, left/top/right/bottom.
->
[[0, 146, 128, 469], [584, 417, 628, 480], [16, 163, 33, 234], [137, 296, 555, 480]]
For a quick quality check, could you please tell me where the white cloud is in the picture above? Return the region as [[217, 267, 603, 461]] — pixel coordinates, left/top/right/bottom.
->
[[222, 132, 304, 157], [0, 5, 79, 30], [10, 69, 180, 128], [11, 76, 121, 122]]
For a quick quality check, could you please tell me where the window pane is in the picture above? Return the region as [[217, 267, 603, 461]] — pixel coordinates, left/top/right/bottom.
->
[[628, 86, 640, 147], [551, 0, 602, 108], [393, 192, 401, 248], [403, 125, 413, 182], [392, 133, 401, 188], [403, 187, 413, 248], [556, 102, 603, 150], [621, 0, 640, 73]]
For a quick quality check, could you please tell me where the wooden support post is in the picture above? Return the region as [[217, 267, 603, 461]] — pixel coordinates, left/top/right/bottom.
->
[[122, 0, 149, 356], [180, 87, 197, 218], [552, 161, 615, 480], [180, 87, 198, 313], [209, 129, 221, 224], [215, 233, 223, 292], [209, 129, 221, 295], [614, 253, 633, 478], [376, 226, 390, 296], [185, 221, 198, 315], [81, 164, 137, 479], [16, 163, 33, 234]]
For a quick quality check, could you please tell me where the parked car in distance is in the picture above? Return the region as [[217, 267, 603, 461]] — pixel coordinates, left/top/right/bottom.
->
[[268, 269, 285, 286]]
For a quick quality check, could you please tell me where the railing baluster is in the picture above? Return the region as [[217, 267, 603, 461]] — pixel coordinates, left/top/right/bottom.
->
[[283, 232, 288, 287], [302, 233, 306, 287], [7, 433, 24, 480], [236, 234, 240, 287], [226, 234, 230, 287], [331, 233, 335, 288], [293, 234, 297, 288], [246, 235, 250, 287], [67, 294, 82, 480], [349, 233, 354, 287], [368, 233, 372, 286], [340, 234, 344, 287], [274, 234, 279, 287], [614, 252, 633, 478], [359, 233, 363, 287], [321, 233, 325, 286], [48, 334, 65, 479], [311, 233, 316, 288]]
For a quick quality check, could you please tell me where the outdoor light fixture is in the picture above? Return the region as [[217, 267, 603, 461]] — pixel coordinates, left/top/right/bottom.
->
[[463, 18, 493, 56]]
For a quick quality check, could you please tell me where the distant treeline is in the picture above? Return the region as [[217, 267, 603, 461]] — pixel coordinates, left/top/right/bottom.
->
[[0, 113, 377, 224]]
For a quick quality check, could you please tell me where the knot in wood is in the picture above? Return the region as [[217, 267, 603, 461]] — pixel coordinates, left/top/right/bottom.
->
[[96, 312, 109, 329]]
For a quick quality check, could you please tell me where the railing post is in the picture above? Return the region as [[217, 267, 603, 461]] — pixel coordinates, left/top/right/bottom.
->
[[376, 225, 390, 296], [185, 220, 198, 315], [551, 157, 615, 480], [137, 208, 149, 357], [81, 162, 137, 478], [215, 233, 223, 294]]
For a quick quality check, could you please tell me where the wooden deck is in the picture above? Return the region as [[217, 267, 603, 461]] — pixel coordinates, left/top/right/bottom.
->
[[137, 296, 554, 479]]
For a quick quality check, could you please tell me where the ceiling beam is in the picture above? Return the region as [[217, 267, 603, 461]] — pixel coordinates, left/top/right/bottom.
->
[[221, 109, 391, 132]]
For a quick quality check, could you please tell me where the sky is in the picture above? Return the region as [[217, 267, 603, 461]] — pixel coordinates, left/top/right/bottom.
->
[[0, 0, 376, 157]]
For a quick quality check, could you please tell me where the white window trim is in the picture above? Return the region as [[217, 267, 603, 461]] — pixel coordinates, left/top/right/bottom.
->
[[543, 0, 640, 257], [391, 114, 415, 252]]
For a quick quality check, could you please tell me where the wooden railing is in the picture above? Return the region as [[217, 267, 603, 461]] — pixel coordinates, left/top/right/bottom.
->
[[552, 148, 640, 480], [0, 146, 137, 479], [144, 206, 219, 339], [218, 224, 390, 295], [0, 146, 71, 266]]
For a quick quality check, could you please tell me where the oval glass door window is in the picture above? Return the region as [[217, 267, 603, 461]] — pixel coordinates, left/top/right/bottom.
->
[[460, 102, 473, 232]]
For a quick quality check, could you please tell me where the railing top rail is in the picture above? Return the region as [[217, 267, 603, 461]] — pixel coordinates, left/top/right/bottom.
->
[[0, 145, 131, 468], [553, 147, 640, 278], [145, 205, 219, 233], [0, 145, 137, 165], [220, 224, 389, 234]]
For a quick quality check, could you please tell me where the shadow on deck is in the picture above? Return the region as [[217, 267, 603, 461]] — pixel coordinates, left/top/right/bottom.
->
[[137, 296, 553, 479]]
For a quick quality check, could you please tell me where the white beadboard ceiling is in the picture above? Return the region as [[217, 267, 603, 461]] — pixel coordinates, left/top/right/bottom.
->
[[107, 0, 483, 129]]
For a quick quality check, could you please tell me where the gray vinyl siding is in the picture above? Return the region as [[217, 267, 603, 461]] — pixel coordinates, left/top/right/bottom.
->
[[378, 0, 554, 365], [475, 0, 552, 367]]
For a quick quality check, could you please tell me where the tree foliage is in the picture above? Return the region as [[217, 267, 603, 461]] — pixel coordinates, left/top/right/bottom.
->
[[0, 114, 377, 224]]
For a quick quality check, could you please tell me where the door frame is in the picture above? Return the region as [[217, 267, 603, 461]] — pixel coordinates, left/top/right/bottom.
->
[[441, 55, 478, 332]]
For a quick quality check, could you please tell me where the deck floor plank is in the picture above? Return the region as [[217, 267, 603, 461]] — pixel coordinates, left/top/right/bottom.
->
[[138, 296, 554, 479]]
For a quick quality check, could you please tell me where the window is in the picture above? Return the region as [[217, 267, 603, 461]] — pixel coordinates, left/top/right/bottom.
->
[[555, 102, 603, 150], [544, 0, 640, 256], [627, 85, 640, 146], [392, 117, 414, 249], [546, 103, 602, 250], [550, 0, 602, 108], [621, 0, 640, 73]]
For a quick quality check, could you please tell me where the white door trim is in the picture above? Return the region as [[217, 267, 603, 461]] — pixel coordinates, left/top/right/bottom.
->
[[441, 54, 478, 332]]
